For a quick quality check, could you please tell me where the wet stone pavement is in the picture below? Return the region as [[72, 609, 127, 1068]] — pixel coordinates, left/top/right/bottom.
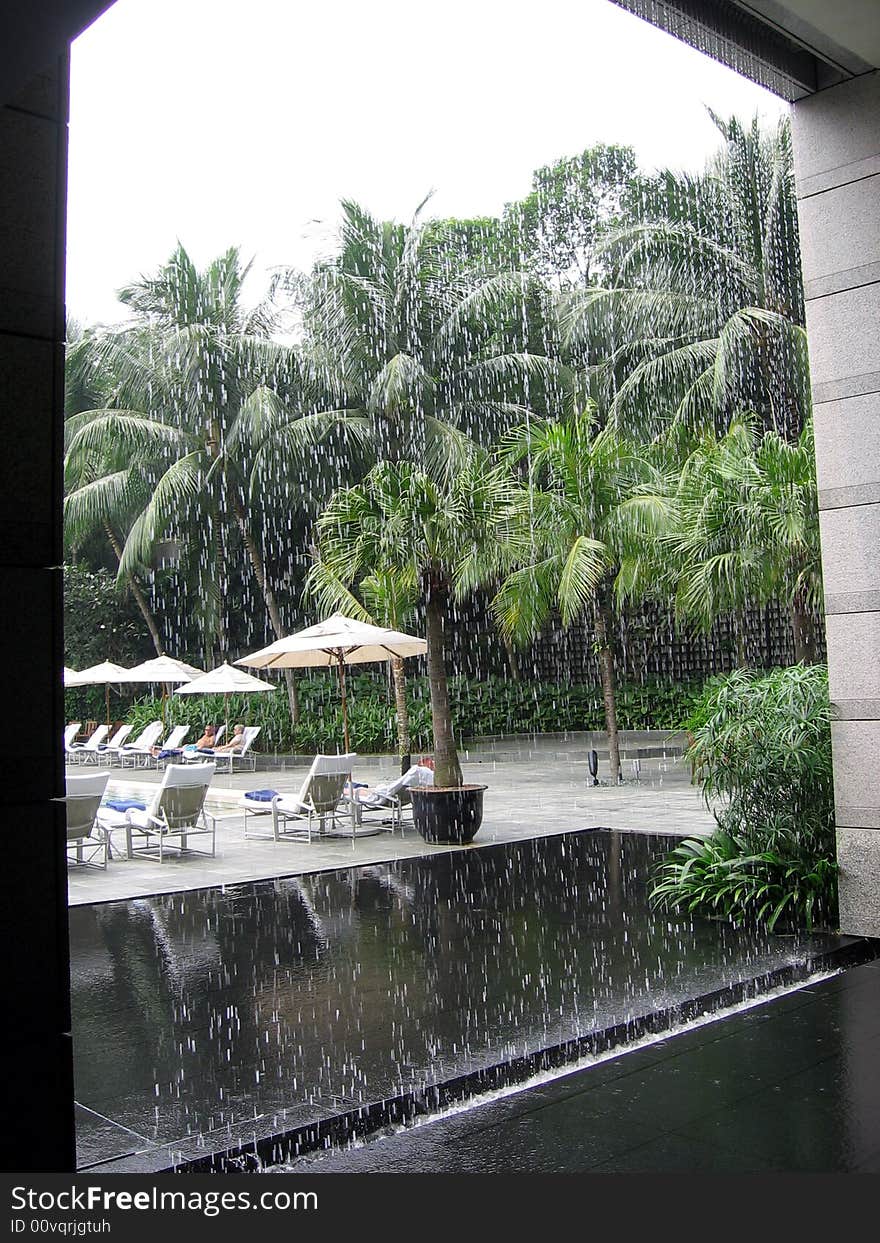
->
[[66, 735, 717, 906], [69, 830, 866, 1173]]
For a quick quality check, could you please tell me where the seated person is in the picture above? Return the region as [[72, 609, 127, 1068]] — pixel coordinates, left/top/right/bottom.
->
[[212, 723, 246, 753], [347, 763, 434, 803], [149, 725, 215, 761], [178, 724, 218, 755]]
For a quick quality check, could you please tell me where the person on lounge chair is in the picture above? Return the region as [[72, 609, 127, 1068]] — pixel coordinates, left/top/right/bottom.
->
[[212, 723, 245, 753], [175, 724, 217, 755]]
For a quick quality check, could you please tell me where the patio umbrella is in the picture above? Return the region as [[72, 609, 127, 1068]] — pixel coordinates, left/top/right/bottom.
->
[[65, 661, 139, 727], [173, 662, 276, 736], [236, 613, 427, 753], [125, 655, 205, 727]]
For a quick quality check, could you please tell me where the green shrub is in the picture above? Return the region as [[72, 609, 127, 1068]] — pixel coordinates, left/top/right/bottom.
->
[[651, 665, 838, 931], [120, 672, 706, 754]]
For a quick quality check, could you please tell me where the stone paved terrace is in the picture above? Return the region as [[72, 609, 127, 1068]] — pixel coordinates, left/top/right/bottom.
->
[[66, 731, 718, 905]]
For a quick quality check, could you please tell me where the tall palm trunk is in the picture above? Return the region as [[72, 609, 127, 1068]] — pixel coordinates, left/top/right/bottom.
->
[[230, 492, 300, 724], [501, 628, 520, 681], [391, 655, 411, 759], [595, 583, 621, 783], [424, 571, 462, 788], [205, 421, 231, 661], [104, 523, 164, 656], [213, 497, 229, 662]]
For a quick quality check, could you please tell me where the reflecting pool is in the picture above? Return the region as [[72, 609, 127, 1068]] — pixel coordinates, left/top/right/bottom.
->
[[70, 830, 850, 1170]]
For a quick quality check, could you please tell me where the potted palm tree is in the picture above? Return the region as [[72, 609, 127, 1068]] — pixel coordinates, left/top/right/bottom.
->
[[316, 455, 519, 842]]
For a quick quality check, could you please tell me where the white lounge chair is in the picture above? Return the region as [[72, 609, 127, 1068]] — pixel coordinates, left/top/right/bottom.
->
[[246, 753, 356, 843], [147, 723, 191, 767], [63, 723, 82, 760], [347, 764, 434, 835], [115, 720, 164, 768], [212, 725, 261, 773], [66, 723, 110, 765], [216, 725, 257, 770], [179, 724, 225, 761], [87, 722, 133, 762], [65, 770, 111, 869], [101, 762, 218, 862]]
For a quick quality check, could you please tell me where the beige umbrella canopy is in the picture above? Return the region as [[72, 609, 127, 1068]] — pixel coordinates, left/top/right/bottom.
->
[[64, 661, 140, 727], [237, 612, 427, 753], [174, 662, 276, 735], [127, 656, 204, 681], [125, 655, 205, 727]]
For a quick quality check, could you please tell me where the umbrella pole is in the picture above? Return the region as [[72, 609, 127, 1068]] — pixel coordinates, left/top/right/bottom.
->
[[338, 654, 350, 754], [225, 692, 230, 739], [105, 683, 111, 729]]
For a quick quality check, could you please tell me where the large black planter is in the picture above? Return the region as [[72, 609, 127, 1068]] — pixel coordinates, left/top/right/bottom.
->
[[410, 785, 488, 843]]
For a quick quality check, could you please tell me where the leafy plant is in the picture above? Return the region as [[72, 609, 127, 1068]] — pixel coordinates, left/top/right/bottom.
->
[[118, 672, 705, 755], [651, 664, 838, 930]]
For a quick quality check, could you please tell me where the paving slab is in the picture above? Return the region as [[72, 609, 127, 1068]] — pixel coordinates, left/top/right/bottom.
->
[[67, 735, 717, 905]]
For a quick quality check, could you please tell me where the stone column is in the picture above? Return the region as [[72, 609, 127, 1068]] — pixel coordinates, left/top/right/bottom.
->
[[0, 58, 76, 1170], [792, 71, 880, 936]]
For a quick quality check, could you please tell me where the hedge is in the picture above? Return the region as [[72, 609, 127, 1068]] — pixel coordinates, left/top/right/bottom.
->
[[73, 673, 706, 755]]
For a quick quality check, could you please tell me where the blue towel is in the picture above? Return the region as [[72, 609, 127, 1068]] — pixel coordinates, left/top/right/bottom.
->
[[104, 798, 147, 812], [244, 789, 279, 802]]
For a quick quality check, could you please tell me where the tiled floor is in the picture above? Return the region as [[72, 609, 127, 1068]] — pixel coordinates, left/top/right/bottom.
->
[[67, 732, 717, 904]]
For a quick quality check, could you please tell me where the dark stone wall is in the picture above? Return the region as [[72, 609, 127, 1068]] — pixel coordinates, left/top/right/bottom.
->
[[445, 591, 824, 687], [0, 58, 75, 1171]]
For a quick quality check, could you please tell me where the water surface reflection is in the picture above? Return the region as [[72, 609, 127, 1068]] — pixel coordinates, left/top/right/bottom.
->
[[70, 831, 842, 1161]]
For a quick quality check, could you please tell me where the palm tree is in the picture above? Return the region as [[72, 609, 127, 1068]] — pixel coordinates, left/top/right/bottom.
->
[[495, 404, 648, 782], [315, 455, 521, 788], [654, 418, 822, 664], [64, 323, 165, 655], [561, 113, 810, 441], [281, 199, 558, 706], [64, 244, 315, 721], [284, 200, 556, 474]]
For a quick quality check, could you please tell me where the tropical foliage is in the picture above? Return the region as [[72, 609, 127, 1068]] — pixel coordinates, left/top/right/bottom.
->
[[562, 113, 809, 439], [63, 563, 152, 672], [288, 198, 554, 468], [313, 455, 523, 785], [495, 403, 650, 779], [650, 665, 837, 930], [119, 672, 706, 756], [63, 113, 828, 922], [65, 248, 311, 662], [618, 417, 821, 663]]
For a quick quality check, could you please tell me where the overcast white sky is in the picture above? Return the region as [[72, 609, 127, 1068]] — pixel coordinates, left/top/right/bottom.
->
[[66, 0, 787, 326]]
